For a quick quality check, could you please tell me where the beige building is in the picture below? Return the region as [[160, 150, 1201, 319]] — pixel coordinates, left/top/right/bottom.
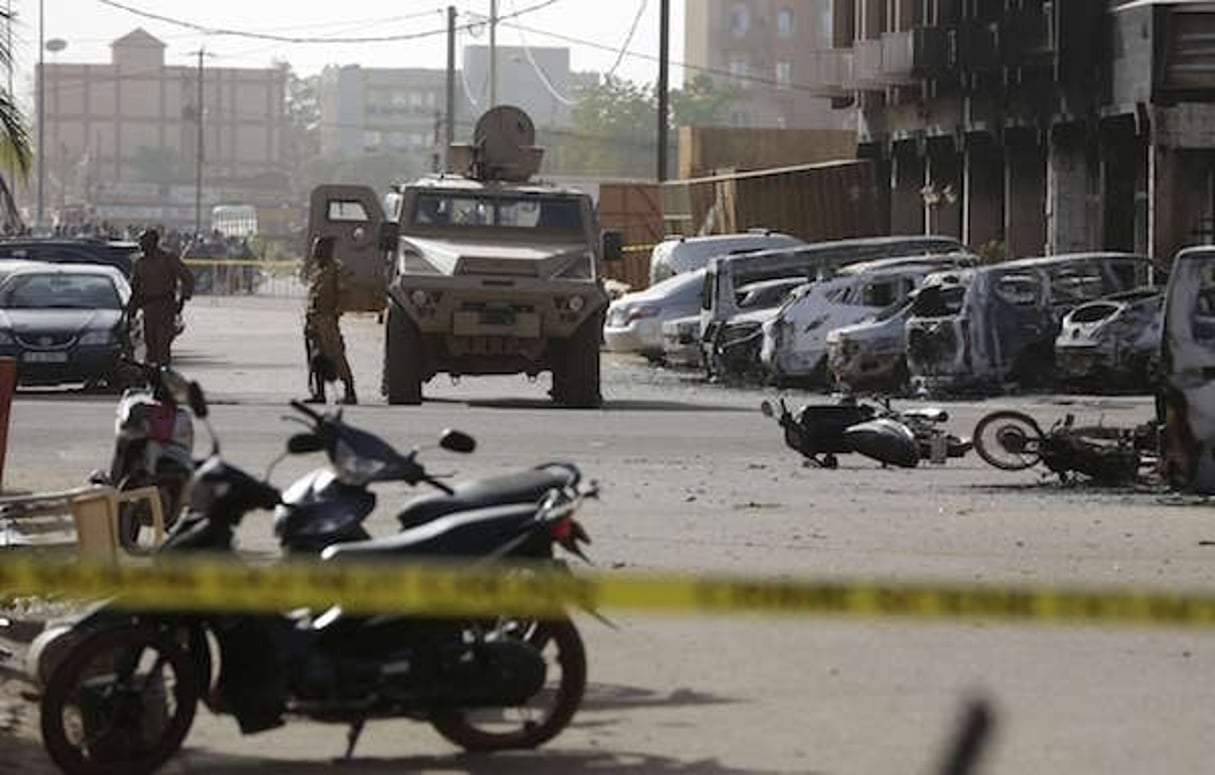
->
[[684, 0, 851, 130], [37, 28, 287, 227]]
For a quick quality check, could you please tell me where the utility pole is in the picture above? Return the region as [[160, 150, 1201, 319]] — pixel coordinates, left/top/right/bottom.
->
[[445, 5, 456, 169], [36, 0, 45, 228], [488, 0, 498, 108], [656, 0, 670, 182], [193, 48, 205, 238]]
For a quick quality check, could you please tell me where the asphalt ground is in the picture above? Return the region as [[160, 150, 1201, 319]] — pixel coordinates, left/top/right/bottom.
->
[[3, 294, 1215, 774]]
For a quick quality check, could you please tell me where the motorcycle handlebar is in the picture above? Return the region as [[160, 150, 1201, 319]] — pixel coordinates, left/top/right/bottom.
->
[[289, 399, 324, 423]]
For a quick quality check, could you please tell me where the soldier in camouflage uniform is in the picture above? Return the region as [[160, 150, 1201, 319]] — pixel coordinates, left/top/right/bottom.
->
[[130, 229, 194, 366], [304, 235, 356, 404]]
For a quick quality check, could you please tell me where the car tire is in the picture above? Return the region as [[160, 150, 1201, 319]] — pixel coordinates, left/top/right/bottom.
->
[[551, 314, 603, 409], [384, 300, 423, 406]]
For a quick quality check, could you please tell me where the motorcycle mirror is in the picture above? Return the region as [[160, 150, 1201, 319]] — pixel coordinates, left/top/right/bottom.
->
[[287, 433, 325, 455], [188, 382, 209, 419], [760, 400, 775, 419], [439, 429, 476, 454]]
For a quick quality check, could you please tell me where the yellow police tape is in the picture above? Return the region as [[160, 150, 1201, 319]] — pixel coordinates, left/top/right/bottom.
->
[[4, 554, 1215, 628]]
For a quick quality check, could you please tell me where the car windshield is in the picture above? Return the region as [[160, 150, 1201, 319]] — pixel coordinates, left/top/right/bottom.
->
[[0, 273, 121, 310], [411, 192, 585, 232]]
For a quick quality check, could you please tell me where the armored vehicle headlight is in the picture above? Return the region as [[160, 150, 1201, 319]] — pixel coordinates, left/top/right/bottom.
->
[[567, 295, 585, 313], [410, 289, 432, 308]]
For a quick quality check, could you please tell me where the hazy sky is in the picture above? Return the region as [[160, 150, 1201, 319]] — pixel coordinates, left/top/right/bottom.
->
[[10, 0, 687, 100]]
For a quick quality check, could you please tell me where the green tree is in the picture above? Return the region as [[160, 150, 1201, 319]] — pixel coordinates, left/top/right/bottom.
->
[[549, 76, 657, 178], [0, 8, 31, 228], [671, 74, 740, 127]]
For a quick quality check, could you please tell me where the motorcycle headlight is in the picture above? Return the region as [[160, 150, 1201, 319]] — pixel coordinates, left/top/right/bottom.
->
[[78, 329, 113, 346], [333, 437, 388, 486]]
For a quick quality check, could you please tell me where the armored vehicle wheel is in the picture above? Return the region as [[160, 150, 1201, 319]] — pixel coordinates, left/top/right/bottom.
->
[[551, 315, 602, 409], [384, 301, 423, 405]]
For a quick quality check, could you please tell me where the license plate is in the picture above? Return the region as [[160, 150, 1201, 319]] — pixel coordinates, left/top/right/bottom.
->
[[22, 351, 68, 363]]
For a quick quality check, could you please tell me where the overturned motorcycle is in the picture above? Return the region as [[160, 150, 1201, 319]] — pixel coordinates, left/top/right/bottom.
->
[[761, 395, 971, 469], [972, 409, 1159, 485]]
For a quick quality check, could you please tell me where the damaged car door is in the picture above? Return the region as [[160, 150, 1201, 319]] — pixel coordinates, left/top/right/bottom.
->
[[1161, 247, 1215, 492]]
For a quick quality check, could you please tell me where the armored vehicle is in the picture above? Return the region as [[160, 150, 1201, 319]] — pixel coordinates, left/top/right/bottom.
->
[[308, 106, 622, 407]]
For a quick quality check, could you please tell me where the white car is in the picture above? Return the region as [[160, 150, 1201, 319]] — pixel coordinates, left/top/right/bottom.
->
[[661, 314, 703, 368], [648, 232, 803, 285], [1055, 288, 1163, 389], [604, 269, 705, 360]]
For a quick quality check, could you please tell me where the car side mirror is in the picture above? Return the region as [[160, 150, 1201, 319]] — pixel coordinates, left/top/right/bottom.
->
[[439, 430, 476, 454], [377, 221, 400, 251], [601, 230, 624, 263], [287, 433, 326, 454], [188, 382, 209, 419], [760, 400, 775, 418]]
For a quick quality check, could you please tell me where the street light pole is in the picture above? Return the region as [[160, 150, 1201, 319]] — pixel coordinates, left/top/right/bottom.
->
[[488, 0, 497, 108], [194, 48, 205, 238], [36, 0, 44, 229]]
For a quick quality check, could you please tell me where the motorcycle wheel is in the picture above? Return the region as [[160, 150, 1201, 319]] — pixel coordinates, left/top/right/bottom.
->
[[40, 624, 199, 775], [430, 618, 587, 752], [973, 410, 1045, 471]]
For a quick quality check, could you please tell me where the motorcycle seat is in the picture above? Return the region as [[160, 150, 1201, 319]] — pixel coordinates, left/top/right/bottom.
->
[[902, 407, 949, 423], [322, 502, 540, 561], [396, 464, 576, 529]]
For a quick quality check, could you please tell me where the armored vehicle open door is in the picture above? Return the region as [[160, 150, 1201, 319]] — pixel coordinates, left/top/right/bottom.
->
[[306, 185, 399, 312]]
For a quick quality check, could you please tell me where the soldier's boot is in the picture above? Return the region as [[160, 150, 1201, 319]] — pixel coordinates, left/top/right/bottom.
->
[[341, 379, 357, 405], [304, 383, 326, 404]]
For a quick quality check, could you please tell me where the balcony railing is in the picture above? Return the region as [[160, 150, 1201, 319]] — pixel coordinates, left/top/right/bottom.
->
[[880, 27, 951, 82], [804, 49, 855, 95], [854, 39, 884, 88]]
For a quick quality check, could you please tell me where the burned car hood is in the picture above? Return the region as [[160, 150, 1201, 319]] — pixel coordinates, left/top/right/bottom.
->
[[401, 236, 593, 279]]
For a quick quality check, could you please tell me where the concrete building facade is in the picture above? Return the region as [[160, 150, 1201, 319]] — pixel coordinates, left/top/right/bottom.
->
[[319, 44, 587, 160], [319, 65, 451, 158], [37, 28, 288, 227], [684, 0, 853, 129], [813, 0, 1215, 262]]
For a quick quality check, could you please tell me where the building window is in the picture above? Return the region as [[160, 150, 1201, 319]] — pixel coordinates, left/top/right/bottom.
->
[[363, 131, 382, 151], [728, 56, 750, 86], [818, 0, 833, 47], [729, 3, 751, 38], [778, 8, 795, 39], [775, 61, 792, 89], [730, 109, 749, 127]]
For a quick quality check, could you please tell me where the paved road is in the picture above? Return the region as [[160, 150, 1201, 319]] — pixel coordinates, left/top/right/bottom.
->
[[4, 295, 1215, 774]]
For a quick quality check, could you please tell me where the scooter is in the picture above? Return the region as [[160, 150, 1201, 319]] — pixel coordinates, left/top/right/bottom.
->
[[40, 380, 597, 775], [273, 400, 585, 555], [95, 363, 196, 549], [761, 394, 971, 469]]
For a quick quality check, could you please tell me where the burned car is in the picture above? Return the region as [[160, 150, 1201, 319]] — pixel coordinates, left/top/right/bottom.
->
[[1161, 246, 1215, 493], [661, 314, 704, 368], [827, 270, 969, 392], [906, 253, 1154, 394], [1055, 288, 1163, 390], [760, 254, 974, 385], [704, 276, 813, 379]]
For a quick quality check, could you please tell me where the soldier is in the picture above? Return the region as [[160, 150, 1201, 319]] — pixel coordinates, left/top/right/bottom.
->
[[304, 235, 356, 404], [129, 228, 194, 366]]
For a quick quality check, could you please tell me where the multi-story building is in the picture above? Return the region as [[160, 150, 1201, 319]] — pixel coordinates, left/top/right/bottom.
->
[[814, 0, 1215, 261], [685, 0, 852, 129], [37, 28, 288, 228], [319, 44, 581, 160], [319, 65, 453, 159]]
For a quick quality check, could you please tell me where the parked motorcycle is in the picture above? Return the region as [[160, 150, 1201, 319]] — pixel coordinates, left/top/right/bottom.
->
[[94, 363, 196, 550], [39, 382, 597, 774], [972, 409, 1158, 485], [272, 399, 586, 555], [761, 395, 971, 469]]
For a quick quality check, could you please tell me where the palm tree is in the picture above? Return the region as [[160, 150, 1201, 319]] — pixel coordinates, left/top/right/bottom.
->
[[0, 7, 31, 230]]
